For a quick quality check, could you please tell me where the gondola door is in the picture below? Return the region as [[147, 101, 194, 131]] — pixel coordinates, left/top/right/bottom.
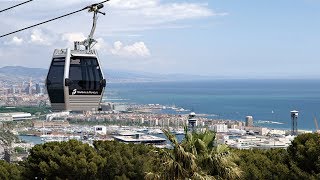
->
[[46, 57, 66, 111], [46, 49, 71, 112]]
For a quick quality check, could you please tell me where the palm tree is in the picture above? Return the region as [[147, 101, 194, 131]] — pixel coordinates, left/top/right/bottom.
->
[[146, 128, 242, 180], [182, 128, 242, 179], [146, 129, 213, 180], [181, 127, 215, 156]]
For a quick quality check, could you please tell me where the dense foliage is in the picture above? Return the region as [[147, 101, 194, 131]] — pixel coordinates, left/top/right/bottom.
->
[[288, 133, 320, 176], [0, 129, 19, 145], [1, 133, 320, 179], [23, 140, 105, 179], [0, 160, 22, 180], [0, 106, 50, 115], [21, 140, 159, 180], [235, 149, 292, 179], [94, 141, 160, 179], [235, 133, 320, 180]]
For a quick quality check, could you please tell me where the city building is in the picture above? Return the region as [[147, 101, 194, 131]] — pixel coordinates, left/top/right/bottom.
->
[[0, 112, 32, 121], [243, 126, 269, 136], [94, 125, 107, 135], [0, 88, 9, 95], [33, 120, 70, 128], [245, 116, 254, 127], [35, 83, 41, 94], [211, 124, 228, 133]]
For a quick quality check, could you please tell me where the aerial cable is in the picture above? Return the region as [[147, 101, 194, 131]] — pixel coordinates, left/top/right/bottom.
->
[[0, 0, 33, 13], [0, 8, 86, 38], [0, 0, 110, 38]]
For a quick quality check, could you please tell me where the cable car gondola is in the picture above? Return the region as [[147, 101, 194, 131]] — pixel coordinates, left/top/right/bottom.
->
[[45, 4, 106, 112]]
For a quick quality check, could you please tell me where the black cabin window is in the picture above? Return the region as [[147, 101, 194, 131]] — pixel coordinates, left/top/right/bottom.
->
[[69, 57, 103, 91], [46, 58, 65, 103]]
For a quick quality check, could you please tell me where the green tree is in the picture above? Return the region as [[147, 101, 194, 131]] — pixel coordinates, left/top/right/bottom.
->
[[234, 133, 320, 180], [235, 149, 290, 180], [0, 160, 22, 180], [288, 133, 320, 176], [23, 140, 106, 179], [93, 140, 158, 179], [0, 130, 19, 146], [14, 147, 25, 154]]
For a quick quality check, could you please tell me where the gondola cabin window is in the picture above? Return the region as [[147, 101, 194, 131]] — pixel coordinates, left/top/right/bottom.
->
[[69, 57, 103, 92], [46, 58, 65, 103]]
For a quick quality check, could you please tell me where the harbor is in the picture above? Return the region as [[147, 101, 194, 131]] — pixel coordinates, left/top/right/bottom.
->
[[11, 108, 313, 153]]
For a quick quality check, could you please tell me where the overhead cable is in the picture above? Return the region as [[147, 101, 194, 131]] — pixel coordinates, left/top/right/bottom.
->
[[0, 0, 33, 13], [0, 0, 110, 38]]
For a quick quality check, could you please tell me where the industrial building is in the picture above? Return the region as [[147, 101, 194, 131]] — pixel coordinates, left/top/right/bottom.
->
[[33, 120, 70, 128], [0, 112, 32, 121]]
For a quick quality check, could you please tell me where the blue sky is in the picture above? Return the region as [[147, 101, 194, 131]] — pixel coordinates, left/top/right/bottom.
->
[[0, 0, 319, 78]]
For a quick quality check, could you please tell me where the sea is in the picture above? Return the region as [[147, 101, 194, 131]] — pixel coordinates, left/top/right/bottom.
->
[[105, 79, 320, 131]]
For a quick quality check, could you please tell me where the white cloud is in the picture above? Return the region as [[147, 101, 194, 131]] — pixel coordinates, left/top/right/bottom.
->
[[62, 32, 86, 43], [94, 38, 109, 51], [61, 32, 86, 47], [108, 0, 158, 9], [108, 0, 220, 23], [140, 3, 215, 21], [91, 0, 224, 33], [31, 32, 43, 43], [5, 36, 24, 45], [110, 41, 151, 58], [29, 29, 52, 45], [0, 0, 223, 71], [0, 1, 221, 36], [60, 33, 108, 51]]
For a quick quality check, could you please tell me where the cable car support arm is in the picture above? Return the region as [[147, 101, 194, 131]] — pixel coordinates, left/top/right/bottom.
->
[[75, 3, 106, 51]]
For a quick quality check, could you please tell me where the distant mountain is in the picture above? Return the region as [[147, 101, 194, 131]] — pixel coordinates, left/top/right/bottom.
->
[[104, 69, 219, 82], [0, 66, 47, 83], [0, 66, 47, 78], [0, 66, 217, 83]]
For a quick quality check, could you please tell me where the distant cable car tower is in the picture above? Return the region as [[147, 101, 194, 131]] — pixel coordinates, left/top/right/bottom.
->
[[46, 3, 107, 112], [291, 110, 299, 135], [188, 112, 197, 131]]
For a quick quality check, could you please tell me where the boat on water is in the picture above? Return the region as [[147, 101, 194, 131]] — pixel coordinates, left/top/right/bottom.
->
[[173, 129, 185, 135], [176, 108, 190, 112], [147, 129, 163, 134], [40, 134, 81, 143], [170, 128, 185, 135], [113, 134, 166, 145]]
